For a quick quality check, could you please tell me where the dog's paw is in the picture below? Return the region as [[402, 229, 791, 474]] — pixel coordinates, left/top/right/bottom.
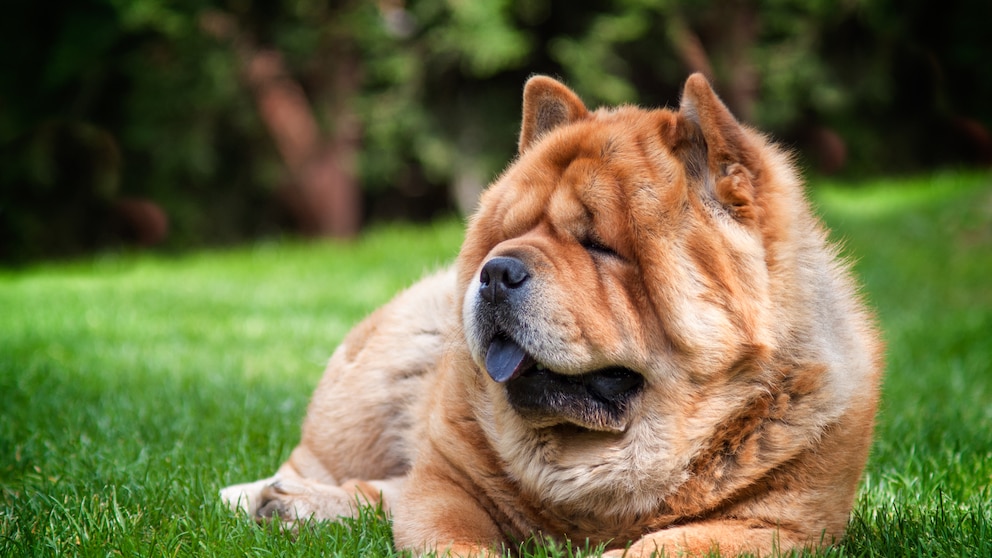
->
[[256, 480, 313, 521], [254, 478, 362, 522], [220, 476, 279, 516], [221, 475, 380, 524]]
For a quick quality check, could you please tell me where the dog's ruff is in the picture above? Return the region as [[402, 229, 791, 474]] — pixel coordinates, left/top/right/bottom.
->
[[220, 74, 882, 557]]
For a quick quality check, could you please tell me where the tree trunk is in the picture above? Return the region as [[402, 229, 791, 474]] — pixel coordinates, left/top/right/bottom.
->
[[667, 2, 760, 122], [201, 11, 362, 238]]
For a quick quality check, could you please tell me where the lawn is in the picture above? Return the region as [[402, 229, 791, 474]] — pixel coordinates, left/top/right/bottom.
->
[[2, 170, 990, 557]]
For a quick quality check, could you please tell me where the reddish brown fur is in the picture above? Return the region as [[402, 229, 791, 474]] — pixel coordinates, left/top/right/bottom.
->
[[221, 75, 882, 557]]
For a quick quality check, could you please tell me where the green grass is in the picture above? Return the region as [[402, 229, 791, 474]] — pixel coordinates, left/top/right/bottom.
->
[[2, 170, 990, 557], [813, 171, 992, 556]]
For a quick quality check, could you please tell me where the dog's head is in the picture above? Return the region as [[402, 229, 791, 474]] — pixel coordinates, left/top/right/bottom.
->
[[445, 75, 876, 532], [457, 75, 782, 437]]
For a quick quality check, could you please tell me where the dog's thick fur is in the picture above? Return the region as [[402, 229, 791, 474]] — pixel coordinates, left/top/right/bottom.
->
[[221, 75, 882, 557]]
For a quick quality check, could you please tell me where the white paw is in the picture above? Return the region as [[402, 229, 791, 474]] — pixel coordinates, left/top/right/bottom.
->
[[219, 476, 280, 515], [256, 479, 315, 520]]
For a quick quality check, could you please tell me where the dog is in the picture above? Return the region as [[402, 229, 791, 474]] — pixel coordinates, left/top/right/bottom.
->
[[221, 74, 882, 557]]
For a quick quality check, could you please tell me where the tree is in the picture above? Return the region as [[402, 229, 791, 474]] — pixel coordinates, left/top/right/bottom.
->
[[201, 8, 362, 237], [2, 0, 989, 261]]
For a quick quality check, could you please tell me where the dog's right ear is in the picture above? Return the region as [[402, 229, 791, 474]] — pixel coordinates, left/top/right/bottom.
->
[[519, 76, 589, 154]]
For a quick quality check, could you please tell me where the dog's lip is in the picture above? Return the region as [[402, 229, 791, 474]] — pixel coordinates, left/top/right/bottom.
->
[[502, 355, 645, 432], [511, 364, 645, 401]]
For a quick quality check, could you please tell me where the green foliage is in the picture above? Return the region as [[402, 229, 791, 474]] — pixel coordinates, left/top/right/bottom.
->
[[430, 0, 534, 77], [2, 0, 990, 260], [1, 171, 991, 556]]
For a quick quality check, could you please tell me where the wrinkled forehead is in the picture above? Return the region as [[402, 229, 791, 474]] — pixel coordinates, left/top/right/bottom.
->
[[489, 107, 684, 233]]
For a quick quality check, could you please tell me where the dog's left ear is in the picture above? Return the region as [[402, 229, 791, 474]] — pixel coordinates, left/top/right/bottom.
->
[[677, 74, 761, 223], [519, 76, 589, 154]]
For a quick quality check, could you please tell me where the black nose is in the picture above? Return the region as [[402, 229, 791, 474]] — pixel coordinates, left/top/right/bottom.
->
[[479, 257, 530, 304]]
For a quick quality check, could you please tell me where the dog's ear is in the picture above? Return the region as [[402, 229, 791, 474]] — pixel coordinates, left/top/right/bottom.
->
[[519, 76, 589, 154], [675, 74, 762, 223]]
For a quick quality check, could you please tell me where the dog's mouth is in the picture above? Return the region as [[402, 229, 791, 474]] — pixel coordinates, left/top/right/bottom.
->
[[485, 334, 644, 432]]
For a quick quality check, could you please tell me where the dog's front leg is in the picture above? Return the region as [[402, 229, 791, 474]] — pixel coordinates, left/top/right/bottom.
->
[[391, 460, 507, 558], [602, 519, 813, 557]]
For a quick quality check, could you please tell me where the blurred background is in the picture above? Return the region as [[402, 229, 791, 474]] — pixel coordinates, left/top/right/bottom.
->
[[2, 0, 990, 262]]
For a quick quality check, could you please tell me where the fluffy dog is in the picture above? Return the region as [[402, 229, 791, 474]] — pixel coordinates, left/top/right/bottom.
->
[[221, 74, 882, 557]]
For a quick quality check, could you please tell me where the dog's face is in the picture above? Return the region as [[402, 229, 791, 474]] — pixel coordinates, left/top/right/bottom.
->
[[460, 109, 673, 434], [453, 77, 790, 516]]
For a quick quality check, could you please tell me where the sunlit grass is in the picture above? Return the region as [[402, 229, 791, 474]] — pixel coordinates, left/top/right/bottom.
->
[[0, 220, 461, 557], [2, 171, 990, 556], [814, 170, 992, 557]]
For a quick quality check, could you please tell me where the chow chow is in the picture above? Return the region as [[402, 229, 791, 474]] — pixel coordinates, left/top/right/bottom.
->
[[221, 74, 882, 557]]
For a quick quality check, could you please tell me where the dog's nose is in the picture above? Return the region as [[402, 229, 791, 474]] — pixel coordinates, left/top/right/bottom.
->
[[479, 257, 529, 304]]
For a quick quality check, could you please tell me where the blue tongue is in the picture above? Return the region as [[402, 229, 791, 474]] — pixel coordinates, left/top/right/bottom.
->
[[485, 337, 529, 383]]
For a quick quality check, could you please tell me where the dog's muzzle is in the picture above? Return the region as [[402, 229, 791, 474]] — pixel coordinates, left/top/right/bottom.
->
[[475, 256, 644, 432]]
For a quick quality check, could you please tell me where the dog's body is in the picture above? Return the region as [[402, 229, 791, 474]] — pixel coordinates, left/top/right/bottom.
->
[[222, 75, 882, 557]]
